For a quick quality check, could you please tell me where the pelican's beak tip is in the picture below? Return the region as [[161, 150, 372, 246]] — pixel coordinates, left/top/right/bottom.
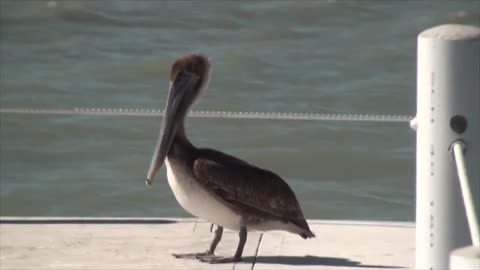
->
[[145, 179, 152, 189]]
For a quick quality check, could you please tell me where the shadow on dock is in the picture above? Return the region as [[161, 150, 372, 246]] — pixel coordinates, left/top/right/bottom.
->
[[248, 255, 402, 268]]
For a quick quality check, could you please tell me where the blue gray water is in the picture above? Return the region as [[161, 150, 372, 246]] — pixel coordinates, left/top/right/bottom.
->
[[1, 1, 478, 221]]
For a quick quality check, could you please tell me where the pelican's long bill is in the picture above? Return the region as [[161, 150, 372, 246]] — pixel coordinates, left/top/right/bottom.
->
[[146, 71, 199, 187]]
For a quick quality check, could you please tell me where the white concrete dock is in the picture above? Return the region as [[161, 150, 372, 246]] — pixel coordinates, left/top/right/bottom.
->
[[0, 217, 414, 269]]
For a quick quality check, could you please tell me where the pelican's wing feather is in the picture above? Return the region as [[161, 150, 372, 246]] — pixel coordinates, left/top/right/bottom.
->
[[193, 148, 306, 224]]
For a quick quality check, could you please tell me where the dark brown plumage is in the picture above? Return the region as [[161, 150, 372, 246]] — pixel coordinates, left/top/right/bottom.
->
[[193, 148, 314, 238]]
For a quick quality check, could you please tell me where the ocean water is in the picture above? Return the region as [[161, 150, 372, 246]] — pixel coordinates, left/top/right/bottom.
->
[[0, 0, 478, 221]]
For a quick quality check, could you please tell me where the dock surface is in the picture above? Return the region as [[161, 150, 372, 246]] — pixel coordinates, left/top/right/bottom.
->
[[0, 217, 414, 269]]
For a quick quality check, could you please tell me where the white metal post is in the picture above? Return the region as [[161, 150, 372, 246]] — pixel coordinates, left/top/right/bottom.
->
[[415, 24, 480, 269]]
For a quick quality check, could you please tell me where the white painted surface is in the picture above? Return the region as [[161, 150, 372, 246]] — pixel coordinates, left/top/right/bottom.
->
[[415, 24, 480, 269]]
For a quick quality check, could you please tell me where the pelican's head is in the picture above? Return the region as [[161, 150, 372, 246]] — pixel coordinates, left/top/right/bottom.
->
[[146, 54, 211, 187], [170, 54, 211, 100]]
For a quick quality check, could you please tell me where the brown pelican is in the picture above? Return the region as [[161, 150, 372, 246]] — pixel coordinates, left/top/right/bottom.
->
[[146, 54, 314, 264]]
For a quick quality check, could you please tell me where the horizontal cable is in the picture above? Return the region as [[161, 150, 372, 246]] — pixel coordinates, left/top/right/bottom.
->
[[0, 108, 414, 123]]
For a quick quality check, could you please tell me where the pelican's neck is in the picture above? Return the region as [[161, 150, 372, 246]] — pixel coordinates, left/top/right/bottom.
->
[[168, 117, 195, 159], [175, 119, 189, 143]]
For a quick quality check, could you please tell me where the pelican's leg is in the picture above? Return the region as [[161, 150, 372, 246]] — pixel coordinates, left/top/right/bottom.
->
[[199, 226, 247, 264], [172, 225, 223, 259], [208, 225, 223, 254]]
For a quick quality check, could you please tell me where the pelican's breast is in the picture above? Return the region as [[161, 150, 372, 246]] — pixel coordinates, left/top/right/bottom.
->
[[165, 158, 242, 230]]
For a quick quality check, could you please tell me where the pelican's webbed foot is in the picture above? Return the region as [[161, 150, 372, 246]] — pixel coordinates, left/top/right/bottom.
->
[[172, 251, 215, 260], [199, 226, 246, 264], [173, 226, 247, 264], [172, 225, 224, 260]]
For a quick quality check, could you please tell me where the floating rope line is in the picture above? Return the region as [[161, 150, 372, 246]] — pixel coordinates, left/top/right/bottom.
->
[[0, 108, 414, 123]]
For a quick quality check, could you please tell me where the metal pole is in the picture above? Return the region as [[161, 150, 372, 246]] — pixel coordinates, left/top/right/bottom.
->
[[415, 24, 480, 269], [451, 141, 480, 248]]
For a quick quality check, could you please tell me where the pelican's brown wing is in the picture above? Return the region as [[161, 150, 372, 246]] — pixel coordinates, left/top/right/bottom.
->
[[193, 148, 312, 236]]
